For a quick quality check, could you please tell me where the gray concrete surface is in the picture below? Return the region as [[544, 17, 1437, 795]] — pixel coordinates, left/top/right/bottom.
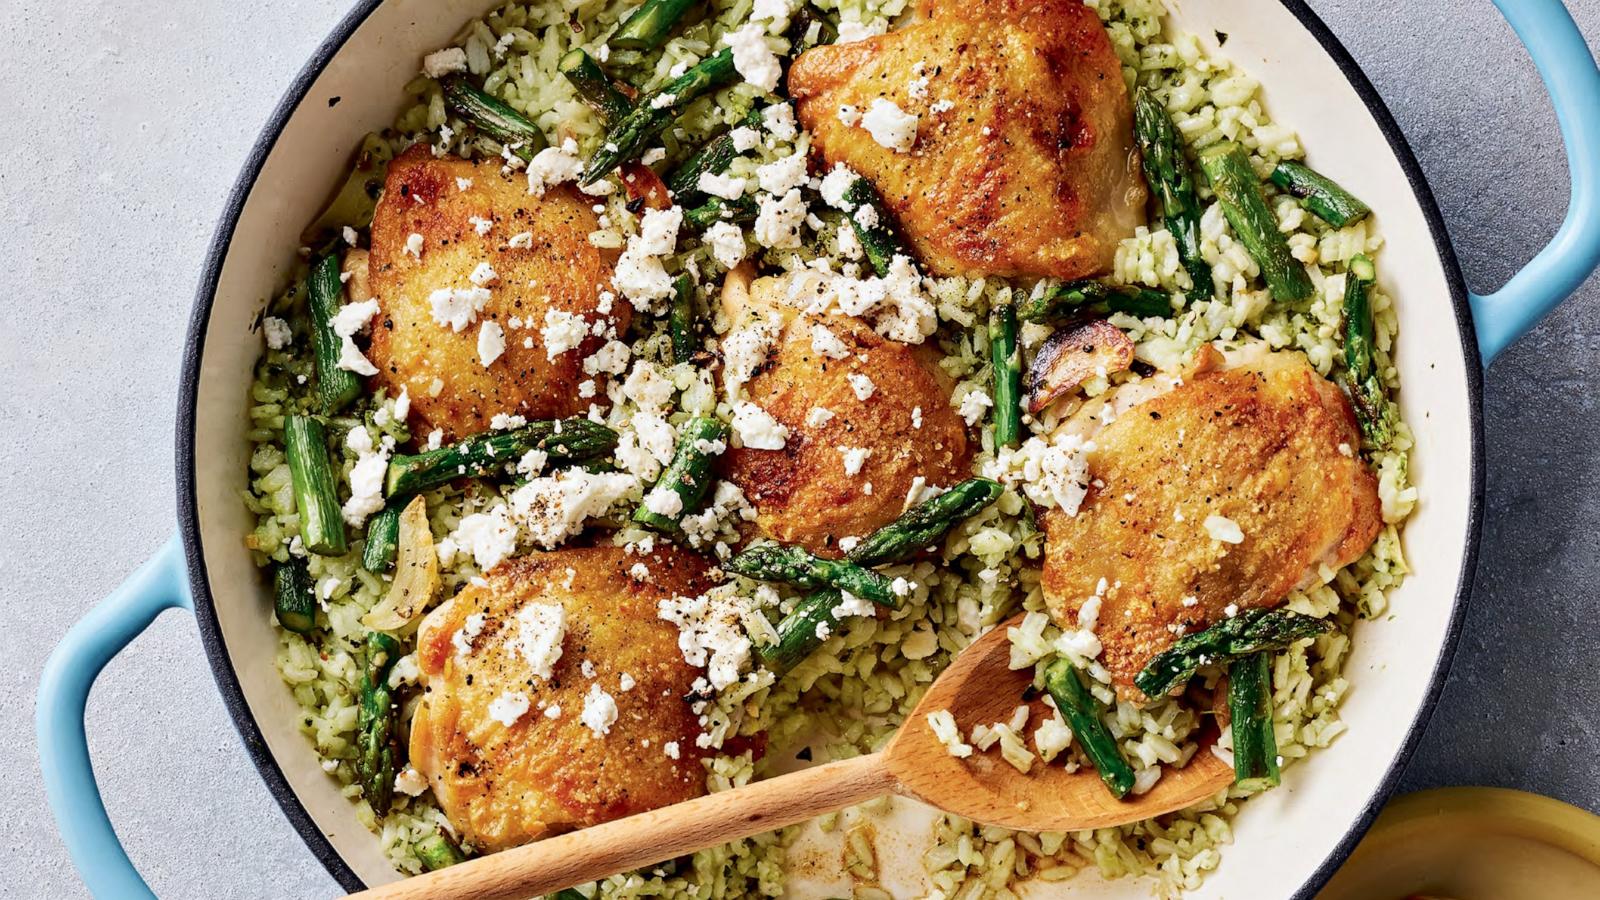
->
[[2, 1, 1597, 897]]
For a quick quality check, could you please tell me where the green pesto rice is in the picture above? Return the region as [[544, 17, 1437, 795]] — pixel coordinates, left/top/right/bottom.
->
[[241, 0, 1416, 896]]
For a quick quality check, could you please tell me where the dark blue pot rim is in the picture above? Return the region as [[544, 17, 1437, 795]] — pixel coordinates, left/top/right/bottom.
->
[[175, 1, 1486, 894]]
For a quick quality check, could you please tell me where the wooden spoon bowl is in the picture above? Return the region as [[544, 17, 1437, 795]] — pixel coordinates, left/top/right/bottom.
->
[[351, 614, 1232, 900]]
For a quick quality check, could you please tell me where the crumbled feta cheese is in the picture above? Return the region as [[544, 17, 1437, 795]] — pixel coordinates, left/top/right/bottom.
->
[[757, 153, 810, 196], [341, 426, 390, 527], [836, 104, 862, 128], [853, 203, 880, 230], [805, 406, 835, 428], [527, 138, 584, 196], [1205, 514, 1245, 544], [404, 232, 424, 258], [428, 286, 492, 332], [846, 372, 876, 401], [703, 221, 748, 269], [394, 767, 429, 796], [958, 388, 993, 426], [988, 430, 1096, 516], [697, 171, 748, 200], [262, 316, 292, 350], [422, 47, 468, 78], [722, 316, 782, 399], [658, 589, 755, 690], [730, 126, 760, 152], [641, 146, 667, 165], [516, 448, 547, 478], [541, 309, 590, 359], [583, 339, 632, 376], [487, 691, 531, 727], [477, 320, 506, 367], [446, 504, 520, 570], [580, 683, 619, 737], [730, 401, 789, 450], [612, 207, 684, 310], [762, 103, 798, 141], [544, 704, 562, 719], [643, 486, 685, 518], [819, 163, 859, 210], [451, 612, 487, 658], [331, 298, 381, 375], [929, 98, 955, 114], [810, 323, 850, 360], [838, 446, 871, 476], [455, 177, 474, 192], [830, 591, 875, 619], [469, 261, 498, 286], [725, 25, 782, 93], [507, 231, 534, 249], [753, 188, 808, 249], [342, 226, 360, 246], [928, 709, 973, 758], [664, 740, 681, 759], [650, 92, 678, 109], [426, 429, 444, 450], [510, 601, 566, 679], [860, 98, 918, 152], [505, 469, 638, 549], [468, 215, 494, 236], [836, 222, 863, 260]]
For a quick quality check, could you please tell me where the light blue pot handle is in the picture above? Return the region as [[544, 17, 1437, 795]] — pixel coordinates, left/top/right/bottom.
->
[[37, 535, 191, 900], [1471, 0, 1600, 365]]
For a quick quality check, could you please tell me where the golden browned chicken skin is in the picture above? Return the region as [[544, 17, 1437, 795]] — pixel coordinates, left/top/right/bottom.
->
[[718, 267, 971, 555], [366, 145, 628, 442], [788, 0, 1145, 279], [1041, 344, 1382, 699], [409, 545, 713, 853]]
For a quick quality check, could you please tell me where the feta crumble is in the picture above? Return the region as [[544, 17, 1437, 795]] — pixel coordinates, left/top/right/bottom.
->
[[725, 25, 782, 93], [730, 401, 789, 450], [580, 683, 619, 737], [477, 320, 506, 367], [861, 98, 918, 152], [487, 691, 531, 727], [1205, 514, 1245, 544], [263, 316, 292, 350]]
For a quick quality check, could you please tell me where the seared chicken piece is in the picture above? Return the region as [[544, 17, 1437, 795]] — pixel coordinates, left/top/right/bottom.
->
[[1041, 344, 1382, 698], [366, 145, 628, 442], [718, 266, 971, 555], [788, 0, 1144, 279], [409, 545, 713, 853]]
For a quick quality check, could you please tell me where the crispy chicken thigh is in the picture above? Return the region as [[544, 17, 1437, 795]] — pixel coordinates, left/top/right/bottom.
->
[[409, 545, 713, 853], [365, 145, 627, 442], [1041, 344, 1382, 698], [718, 267, 971, 555], [788, 0, 1144, 279]]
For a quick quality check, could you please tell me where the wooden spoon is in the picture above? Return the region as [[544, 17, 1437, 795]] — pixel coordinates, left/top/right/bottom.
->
[[350, 614, 1232, 900]]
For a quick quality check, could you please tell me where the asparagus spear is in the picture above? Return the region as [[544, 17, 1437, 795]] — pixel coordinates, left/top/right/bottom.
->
[[842, 177, 902, 277], [611, 0, 699, 52], [684, 195, 757, 230], [759, 589, 843, 674], [1199, 141, 1313, 302], [559, 48, 632, 126], [1339, 254, 1393, 448], [1227, 652, 1281, 791], [1133, 90, 1212, 297], [271, 557, 318, 635], [632, 416, 728, 532], [385, 418, 618, 497], [416, 832, 466, 871], [1017, 280, 1174, 322], [1270, 160, 1371, 229], [1134, 607, 1335, 698], [989, 302, 1023, 449], [583, 48, 738, 184], [669, 274, 697, 364], [362, 502, 403, 573], [308, 253, 362, 416], [441, 76, 548, 160], [727, 543, 900, 607], [664, 109, 762, 199], [759, 480, 1004, 673], [356, 631, 403, 815], [284, 415, 348, 556], [1044, 658, 1136, 799], [848, 478, 1003, 567]]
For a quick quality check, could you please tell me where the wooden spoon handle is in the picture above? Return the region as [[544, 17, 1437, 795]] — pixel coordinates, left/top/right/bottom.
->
[[349, 752, 896, 900]]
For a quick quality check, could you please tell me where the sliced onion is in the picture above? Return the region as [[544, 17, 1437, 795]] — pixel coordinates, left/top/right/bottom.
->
[[362, 495, 439, 632], [1025, 319, 1135, 414]]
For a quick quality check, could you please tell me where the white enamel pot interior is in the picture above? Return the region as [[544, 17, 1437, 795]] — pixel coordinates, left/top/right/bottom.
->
[[179, 0, 1482, 895]]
